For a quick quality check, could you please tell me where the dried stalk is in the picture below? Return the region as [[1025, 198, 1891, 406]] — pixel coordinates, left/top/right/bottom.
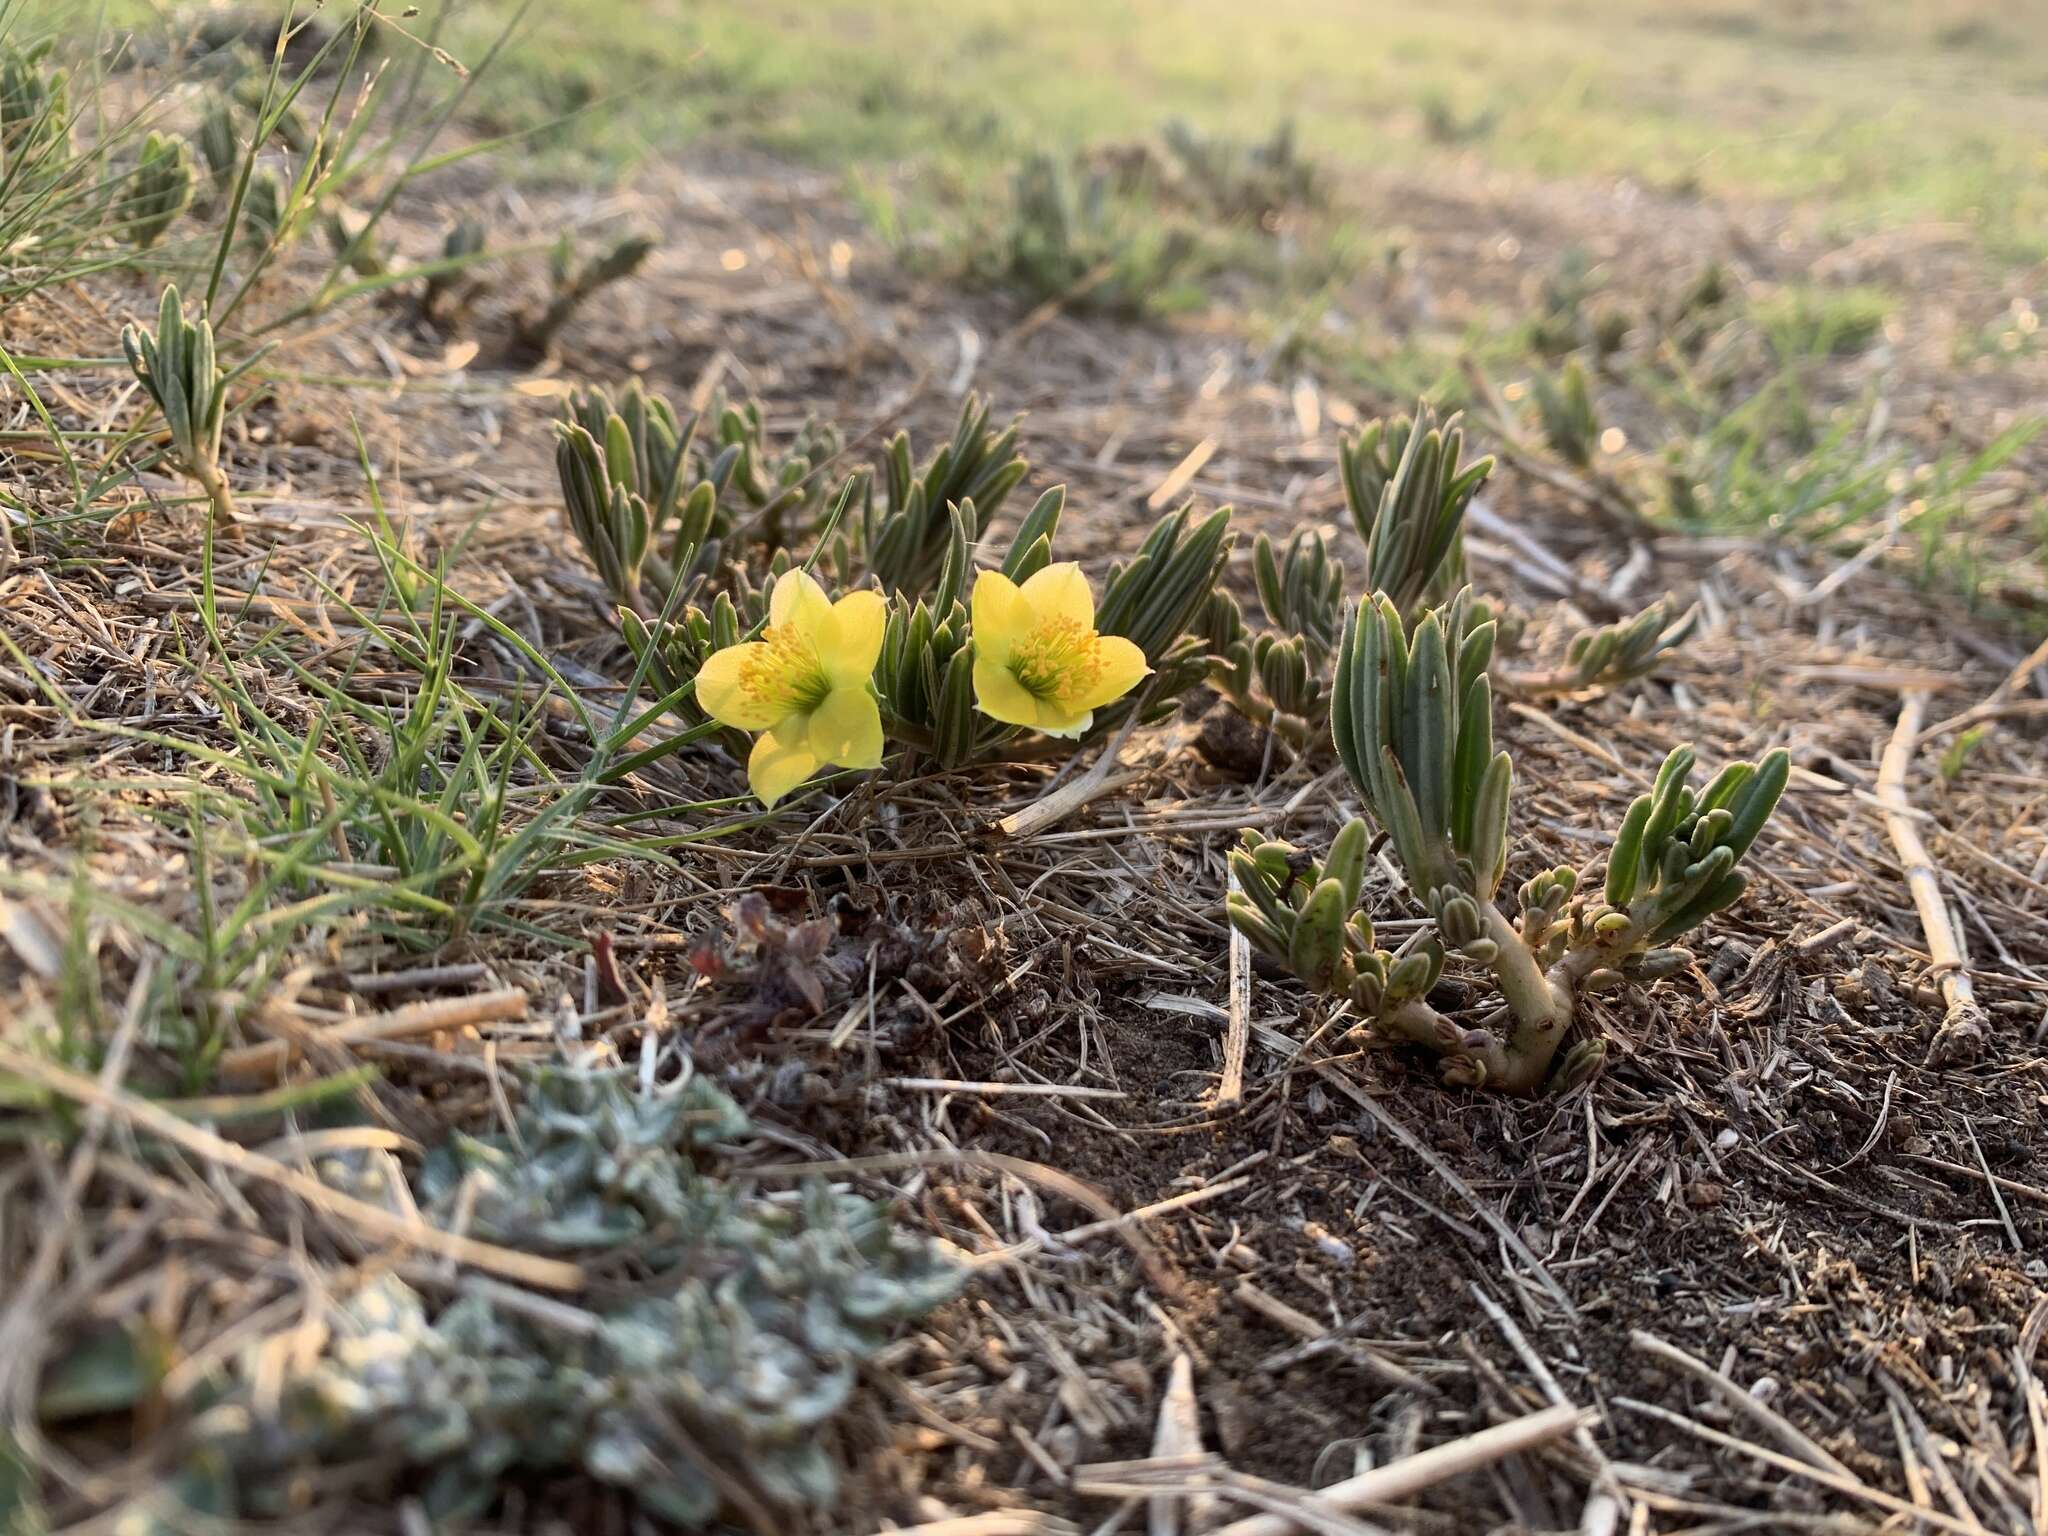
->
[[1876, 691, 1985, 1062], [1216, 861, 1252, 1107], [219, 985, 530, 1084], [1211, 1403, 1592, 1536], [0, 1040, 584, 1290]]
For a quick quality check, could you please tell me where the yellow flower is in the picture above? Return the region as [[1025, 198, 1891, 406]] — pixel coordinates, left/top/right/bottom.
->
[[971, 563, 1150, 738], [695, 569, 886, 807]]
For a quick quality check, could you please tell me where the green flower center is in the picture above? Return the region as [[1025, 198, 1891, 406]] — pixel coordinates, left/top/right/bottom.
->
[[1009, 616, 1101, 704], [738, 623, 834, 718]]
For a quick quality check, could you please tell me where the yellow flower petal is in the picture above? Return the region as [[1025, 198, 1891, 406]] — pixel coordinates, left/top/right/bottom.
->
[[1033, 706, 1094, 739], [747, 721, 822, 808], [821, 589, 886, 688], [768, 567, 833, 634], [970, 570, 1031, 660], [694, 641, 787, 731], [1070, 634, 1151, 712], [1018, 561, 1094, 631], [972, 653, 1046, 729], [806, 685, 884, 769]]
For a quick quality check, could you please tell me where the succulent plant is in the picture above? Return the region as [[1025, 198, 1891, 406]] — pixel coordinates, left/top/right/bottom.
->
[[1229, 586, 1788, 1092], [840, 393, 1028, 595], [566, 370, 1232, 769], [701, 395, 844, 557], [1532, 356, 1600, 468], [1159, 116, 1318, 220], [240, 163, 286, 248], [122, 285, 258, 528], [992, 151, 1199, 317], [197, 93, 239, 197], [1094, 501, 1236, 714], [1507, 595, 1700, 697], [0, 41, 70, 166], [414, 1064, 753, 1251], [513, 228, 656, 360], [1208, 528, 1345, 743], [557, 378, 718, 616], [156, 1067, 958, 1528], [1228, 819, 1446, 1015], [124, 130, 194, 248], [1339, 403, 1494, 619]]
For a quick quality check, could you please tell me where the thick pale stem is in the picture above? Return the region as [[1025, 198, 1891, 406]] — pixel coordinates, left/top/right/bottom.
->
[[1371, 909, 1634, 1093], [1480, 904, 1577, 1093], [191, 456, 239, 529], [1372, 996, 1510, 1086], [1497, 665, 1594, 699]]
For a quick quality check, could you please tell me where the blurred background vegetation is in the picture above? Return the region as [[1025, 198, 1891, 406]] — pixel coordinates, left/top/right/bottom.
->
[[447, 0, 2048, 259]]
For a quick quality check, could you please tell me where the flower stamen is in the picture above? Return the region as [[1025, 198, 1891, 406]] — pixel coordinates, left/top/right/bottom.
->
[[737, 623, 832, 716], [1009, 616, 1103, 704]]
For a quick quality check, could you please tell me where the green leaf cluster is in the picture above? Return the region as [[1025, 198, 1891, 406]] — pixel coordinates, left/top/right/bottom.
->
[[146, 1067, 959, 1529]]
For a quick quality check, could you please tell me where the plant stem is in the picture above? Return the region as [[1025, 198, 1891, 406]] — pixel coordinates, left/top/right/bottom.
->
[[1372, 910, 1627, 1093], [192, 455, 239, 527], [1496, 665, 1588, 699], [1481, 903, 1577, 1093]]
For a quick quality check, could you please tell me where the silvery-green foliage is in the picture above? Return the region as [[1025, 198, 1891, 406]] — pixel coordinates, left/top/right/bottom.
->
[[846, 393, 1027, 595], [702, 395, 843, 552], [1556, 595, 1698, 692], [197, 93, 238, 195], [0, 41, 69, 166], [1207, 529, 1345, 735], [515, 229, 656, 357], [1532, 356, 1599, 468], [170, 1067, 958, 1528], [122, 287, 225, 472], [126, 131, 194, 248], [1253, 528, 1344, 660], [1332, 587, 1510, 925], [241, 164, 285, 247], [122, 285, 264, 524], [1515, 742, 1787, 992], [1339, 403, 1493, 618], [1160, 117, 1318, 221], [1226, 821, 1447, 1020], [1097, 502, 1235, 698], [556, 378, 718, 614], [1589, 741, 1788, 947], [1206, 593, 1311, 735], [415, 1065, 751, 1254], [994, 151, 1199, 318]]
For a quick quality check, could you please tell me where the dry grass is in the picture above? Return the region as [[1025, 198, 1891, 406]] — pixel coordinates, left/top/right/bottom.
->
[[6, 36, 2048, 1536]]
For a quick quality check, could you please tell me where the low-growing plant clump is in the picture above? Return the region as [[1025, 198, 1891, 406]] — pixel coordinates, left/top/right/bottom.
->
[[558, 384, 1231, 800], [1205, 403, 1700, 759], [154, 1068, 959, 1527], [543, 373, 1789, 1089]]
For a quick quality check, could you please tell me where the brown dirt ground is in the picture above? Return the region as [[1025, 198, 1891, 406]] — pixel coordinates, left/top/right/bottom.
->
[[7, 136, 2048, 1535]]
